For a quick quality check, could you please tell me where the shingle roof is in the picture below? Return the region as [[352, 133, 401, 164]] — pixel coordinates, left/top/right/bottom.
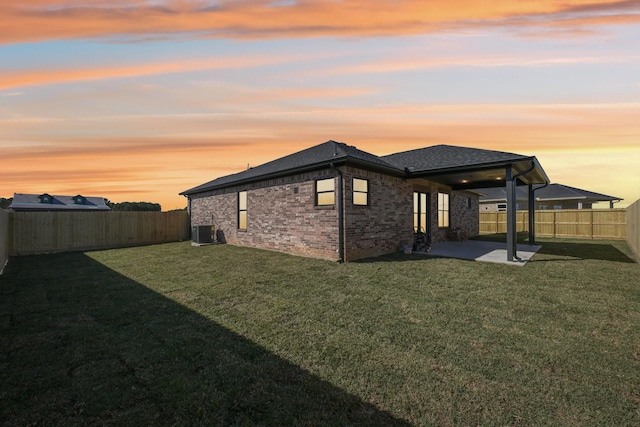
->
[[181, 141, 549, 195], [181, 140, 401, 195], [478, 184, 622, 202], [9, 193, 111, 211], [381, 144, 532, 172]]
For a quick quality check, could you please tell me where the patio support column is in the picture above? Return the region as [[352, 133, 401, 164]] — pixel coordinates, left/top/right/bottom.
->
[[506, 166, 515, 262], [528, 184, 535, 245]]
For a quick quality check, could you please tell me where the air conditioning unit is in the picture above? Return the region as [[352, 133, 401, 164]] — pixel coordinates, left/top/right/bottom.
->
[[192, 225, 213, 244]]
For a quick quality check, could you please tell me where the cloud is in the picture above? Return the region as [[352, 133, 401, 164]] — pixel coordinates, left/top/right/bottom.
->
[[2, 102, 637, 209], [1, 1, 638, 45], [0, 55, 307, 91], [330, 53, 640, 75]]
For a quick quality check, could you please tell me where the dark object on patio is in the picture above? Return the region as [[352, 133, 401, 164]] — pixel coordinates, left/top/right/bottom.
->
[[413, 229, 430, 252]]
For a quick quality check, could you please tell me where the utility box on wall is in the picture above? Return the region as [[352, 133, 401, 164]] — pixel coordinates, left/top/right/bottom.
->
[[192, 225, 213, 244]]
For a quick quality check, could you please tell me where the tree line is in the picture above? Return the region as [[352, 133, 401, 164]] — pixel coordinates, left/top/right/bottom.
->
[[104, 200, 161, 211]]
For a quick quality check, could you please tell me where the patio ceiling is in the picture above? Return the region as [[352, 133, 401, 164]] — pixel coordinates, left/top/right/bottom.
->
[[409, 158, 549, 190]]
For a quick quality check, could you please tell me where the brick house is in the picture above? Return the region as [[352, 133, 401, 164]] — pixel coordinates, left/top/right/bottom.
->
[[181, 141, 549, 261]]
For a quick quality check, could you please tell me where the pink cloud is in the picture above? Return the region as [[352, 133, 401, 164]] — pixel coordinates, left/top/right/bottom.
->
[[1, 1, 638, 45]]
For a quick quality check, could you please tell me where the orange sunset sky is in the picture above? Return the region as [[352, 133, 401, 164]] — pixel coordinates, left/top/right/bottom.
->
[[1, 0, 639, 210]]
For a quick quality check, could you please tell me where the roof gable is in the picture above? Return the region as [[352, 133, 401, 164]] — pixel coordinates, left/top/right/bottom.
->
[[181, 140, 401, 195]]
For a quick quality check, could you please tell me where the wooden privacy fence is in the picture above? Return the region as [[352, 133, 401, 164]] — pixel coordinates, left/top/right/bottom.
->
[[0, 209, 9, 271], [479, 209, 627, 240], [8, 211, 190, 256], [627, 200, 640, 263]]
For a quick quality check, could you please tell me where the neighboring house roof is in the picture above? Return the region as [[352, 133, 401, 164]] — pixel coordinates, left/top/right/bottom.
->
[[181, 140, 549, 195], [9, 193, 111, 211], [477, 184, 622, 203]]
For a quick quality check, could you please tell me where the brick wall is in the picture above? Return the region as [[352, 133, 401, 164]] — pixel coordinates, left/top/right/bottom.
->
[[342, 167, 413, 261], [190, 169, 340, 260], [450, 191, 479, 238], [189, 167, 480, 261]]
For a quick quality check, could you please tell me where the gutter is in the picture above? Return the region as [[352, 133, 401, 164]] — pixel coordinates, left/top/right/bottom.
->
[[184, 195, 192, 239], [411, 157, 538, 177]]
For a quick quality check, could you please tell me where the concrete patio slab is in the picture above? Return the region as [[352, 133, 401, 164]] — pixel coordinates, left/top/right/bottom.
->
[[425, 240, 541, 266]]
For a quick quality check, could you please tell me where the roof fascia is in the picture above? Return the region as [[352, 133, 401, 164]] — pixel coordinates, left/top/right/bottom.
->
[[408, 157, 534, 175]]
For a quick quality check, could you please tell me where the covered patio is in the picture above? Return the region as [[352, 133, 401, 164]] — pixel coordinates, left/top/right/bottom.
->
[[385, 145, 551, 263]]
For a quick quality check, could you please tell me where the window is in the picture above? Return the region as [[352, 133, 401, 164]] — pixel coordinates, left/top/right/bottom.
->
[[353, 178, 368, 206], [316, 178, 335, 206], [554, 205, 562, 210], [238, 191, 247, 230], [413, 192, 428, 232], [497, 203, 507, 212], [438, 192, 450, 228], [539, 205, 548, 210]]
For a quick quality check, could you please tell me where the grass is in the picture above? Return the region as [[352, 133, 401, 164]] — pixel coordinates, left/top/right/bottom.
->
[[1, 236, 639, 426]]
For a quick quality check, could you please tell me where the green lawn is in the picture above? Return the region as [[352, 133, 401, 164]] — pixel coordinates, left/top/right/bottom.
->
[[1, 237, 639, 426]]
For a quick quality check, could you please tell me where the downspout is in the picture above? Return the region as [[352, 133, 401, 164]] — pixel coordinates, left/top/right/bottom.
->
[[331, 163, 345, 263], [509, 161, 537, 261], [185, 195, 192, 239], [530, 182, 548, 245]]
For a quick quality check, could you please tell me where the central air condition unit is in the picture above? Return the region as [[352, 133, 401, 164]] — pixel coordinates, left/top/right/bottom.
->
[[192, 225, 213, 244]]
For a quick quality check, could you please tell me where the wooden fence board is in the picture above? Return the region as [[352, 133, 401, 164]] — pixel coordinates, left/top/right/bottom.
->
[[480, 209, 627, 240], [9, 211, 189, 256], [0, 209, 9, 272], [627, 200, 640, 263]]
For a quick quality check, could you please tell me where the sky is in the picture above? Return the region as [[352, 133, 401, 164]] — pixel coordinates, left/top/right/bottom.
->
[[1, 0, 639, 210]]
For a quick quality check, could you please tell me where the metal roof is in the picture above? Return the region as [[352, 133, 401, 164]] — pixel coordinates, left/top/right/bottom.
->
[[9, 193, 111, 211]]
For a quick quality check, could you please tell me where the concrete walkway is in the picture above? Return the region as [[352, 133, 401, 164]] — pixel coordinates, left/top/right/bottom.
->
[[425, 240, 541, 266]]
